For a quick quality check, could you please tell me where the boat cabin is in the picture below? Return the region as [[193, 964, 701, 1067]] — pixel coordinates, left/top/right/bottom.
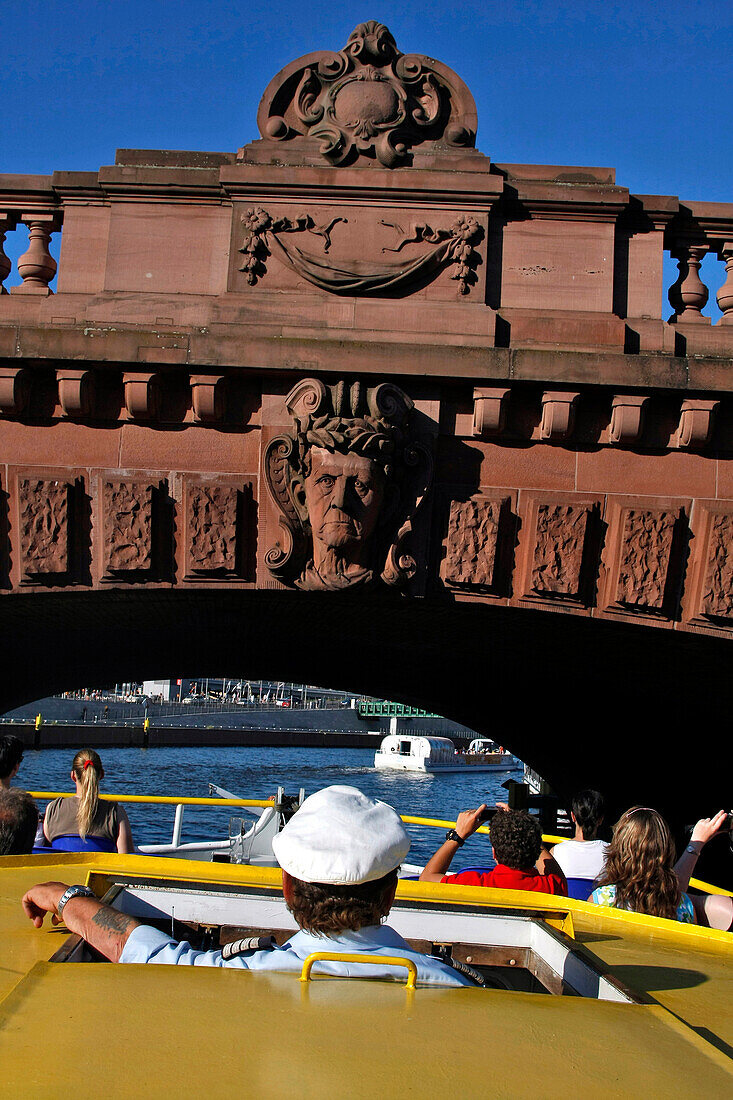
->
[[375, 735, 456, 769]]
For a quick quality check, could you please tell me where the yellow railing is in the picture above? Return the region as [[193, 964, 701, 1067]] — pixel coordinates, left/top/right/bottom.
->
[[28, 793, 732, 898]]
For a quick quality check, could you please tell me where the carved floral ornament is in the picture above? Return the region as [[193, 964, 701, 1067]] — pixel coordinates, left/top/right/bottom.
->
[[256, 21, 478, 168], [264, 378, 433, 592], [239, 207, 481, 295]]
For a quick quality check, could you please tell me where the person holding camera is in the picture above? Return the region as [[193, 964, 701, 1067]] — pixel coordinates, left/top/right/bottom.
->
[[419, 803, 567, 895]]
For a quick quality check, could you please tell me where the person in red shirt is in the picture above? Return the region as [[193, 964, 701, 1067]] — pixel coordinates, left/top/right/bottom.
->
[[419, 803, 567, 895]]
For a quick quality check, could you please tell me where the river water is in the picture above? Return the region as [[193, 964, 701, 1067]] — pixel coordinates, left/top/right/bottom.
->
[[20, 746, 521, 867]]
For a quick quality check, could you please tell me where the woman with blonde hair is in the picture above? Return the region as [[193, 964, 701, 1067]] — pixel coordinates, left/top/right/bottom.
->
[[42, 749, 134, 853], [591, 806, 726, 923]]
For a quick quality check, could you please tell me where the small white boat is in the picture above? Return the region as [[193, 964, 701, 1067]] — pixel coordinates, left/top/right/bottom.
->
[[374, 734, 520, 773]]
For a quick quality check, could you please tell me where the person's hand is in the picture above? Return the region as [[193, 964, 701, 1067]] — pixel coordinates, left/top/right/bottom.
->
[[690, 810, 729, 847], [456, 805, 487, 840], [495, 802, 510, 812], [21, 882, 69, 928]]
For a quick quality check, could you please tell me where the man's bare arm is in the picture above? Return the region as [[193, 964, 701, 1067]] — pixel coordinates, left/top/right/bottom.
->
[[22, 881, 140, 962]]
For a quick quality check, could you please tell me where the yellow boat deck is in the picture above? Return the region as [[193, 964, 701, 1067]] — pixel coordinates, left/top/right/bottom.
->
[[0, 853, 731, 1098]]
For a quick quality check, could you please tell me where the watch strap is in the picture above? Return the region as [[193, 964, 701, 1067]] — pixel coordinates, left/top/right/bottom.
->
[[446, 829, 465, 847], [57, 885, 95, 916]]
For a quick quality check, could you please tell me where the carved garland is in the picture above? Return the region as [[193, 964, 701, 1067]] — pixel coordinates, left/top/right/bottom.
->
[[239, 207, 481, 295]]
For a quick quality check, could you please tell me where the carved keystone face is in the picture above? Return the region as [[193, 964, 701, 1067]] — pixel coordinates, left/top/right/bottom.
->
[[304, 447, 385, 561]]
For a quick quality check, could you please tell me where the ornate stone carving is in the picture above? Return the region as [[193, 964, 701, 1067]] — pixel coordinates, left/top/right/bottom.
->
[[472, 387, 510, 438], [58, 369, 94, 418], [540, 392, 580, 441], [103, 481, 153, 573], [532, 504, 588, 597], [673, 398, 719, 449], [616, 509, 676, 610], [123, 372, 161, 420], [444, 499, 503, 587], [255, 22, 477, 168], [264, 377, 433, 591], [19, 478, 70, 576], [701, 512, 733, 619], [188, 484, 239, 573], [0, 368, 30, 416], [239, 207, 481, 296], [609, 395, 649, 446]]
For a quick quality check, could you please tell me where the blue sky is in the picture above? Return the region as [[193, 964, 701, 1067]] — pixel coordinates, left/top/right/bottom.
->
[[2, 1, 730, 307]]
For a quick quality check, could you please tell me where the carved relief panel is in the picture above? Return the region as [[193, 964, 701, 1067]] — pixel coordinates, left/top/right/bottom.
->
[[599, 496, 689, 622], [14, 471, 85, 585], [103, 480, 153, 574], [515, 493, 602, 608], [180, 477, 254, 581], [229, 203, 486, 302], [681, 501, 733, 631], [95, 473, 172, 584], [441, 493, 515, 596]]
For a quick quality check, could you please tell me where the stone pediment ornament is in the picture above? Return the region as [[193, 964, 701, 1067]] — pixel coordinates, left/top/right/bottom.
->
[[239, 207, 481, 295], [250, 21, 479, 168], [264, 378, 433, 591]]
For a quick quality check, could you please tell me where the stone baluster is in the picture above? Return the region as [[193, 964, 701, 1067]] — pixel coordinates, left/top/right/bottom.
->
[[717, 241, 733, 324], [0, 214, 17, 292], [11, 213, 61, 296], [668, 243, 711, 324]]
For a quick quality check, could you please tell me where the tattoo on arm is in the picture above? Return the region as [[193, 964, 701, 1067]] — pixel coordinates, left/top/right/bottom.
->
[[91, 907, 135, 936]]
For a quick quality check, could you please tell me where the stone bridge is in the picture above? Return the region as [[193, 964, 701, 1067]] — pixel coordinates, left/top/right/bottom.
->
[[1, 23, 732, 871]]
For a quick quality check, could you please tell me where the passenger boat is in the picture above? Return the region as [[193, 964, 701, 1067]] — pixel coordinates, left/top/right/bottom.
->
[[1, 790, 731, 1094], [374, 733, 520, 773]]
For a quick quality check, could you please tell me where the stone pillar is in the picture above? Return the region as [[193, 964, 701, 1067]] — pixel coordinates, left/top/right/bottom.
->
[[0, 214, 17, 293], [11, 212, 61, 296], [668, 243, 711, 323], [717, 241, 733, 324]]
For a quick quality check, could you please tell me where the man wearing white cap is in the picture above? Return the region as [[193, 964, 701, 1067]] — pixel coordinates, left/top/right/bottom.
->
[[21, 786, 473, 987]]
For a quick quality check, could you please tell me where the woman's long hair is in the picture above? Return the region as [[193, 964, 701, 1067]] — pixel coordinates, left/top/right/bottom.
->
[[72, 749, 103, 840], [595, 807, 681, 920]]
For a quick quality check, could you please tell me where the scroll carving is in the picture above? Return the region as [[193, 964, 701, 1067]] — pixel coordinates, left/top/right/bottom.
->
[[239, 207, 481, 296], [674, 399, 719, 449], [701, 513, 733, 619], [103, 481, 153, 573], [255, 22, 477, 168], [616, 509, 676, 610], [19, 478, 70, 575], [264, 377, 433, 591], [444, 499, 503, 587], [188, 485, 239, 572], [532, 505, 588, 597]]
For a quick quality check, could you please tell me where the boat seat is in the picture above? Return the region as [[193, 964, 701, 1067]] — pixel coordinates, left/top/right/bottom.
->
[[565, 877, 595, 901], [49, 834, 117, 853]]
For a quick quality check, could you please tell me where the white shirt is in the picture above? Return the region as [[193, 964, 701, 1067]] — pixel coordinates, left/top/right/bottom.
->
[[120, 922, 473, 987], [552, 838, 608, 880]]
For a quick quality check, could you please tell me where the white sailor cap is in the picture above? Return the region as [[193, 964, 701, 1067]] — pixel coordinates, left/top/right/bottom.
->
[[272, 785, 410, 885]]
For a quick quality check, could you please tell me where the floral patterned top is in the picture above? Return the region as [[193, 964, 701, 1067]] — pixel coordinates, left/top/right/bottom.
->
[[590, 884, 696, 923]]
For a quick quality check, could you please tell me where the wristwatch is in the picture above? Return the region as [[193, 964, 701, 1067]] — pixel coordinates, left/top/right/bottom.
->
[[685, 844, 701, 857], [445, 829, 465, 847], [56, 885, 96, 917]]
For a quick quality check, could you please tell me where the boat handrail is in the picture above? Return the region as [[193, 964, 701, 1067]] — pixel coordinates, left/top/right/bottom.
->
[[26, 794, 732, 898], [28, 791, 274, 808], [300, 952, 418, 989]]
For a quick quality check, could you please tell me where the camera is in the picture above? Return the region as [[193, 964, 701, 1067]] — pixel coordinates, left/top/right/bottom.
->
[[477, 806, 498, 824]]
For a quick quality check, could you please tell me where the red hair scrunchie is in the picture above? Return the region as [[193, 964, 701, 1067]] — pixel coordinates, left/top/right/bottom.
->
[[83, 759, 95, 770]]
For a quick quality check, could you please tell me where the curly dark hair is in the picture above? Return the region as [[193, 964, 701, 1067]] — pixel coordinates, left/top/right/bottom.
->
[[490, 810, 542, 870], [0, 735, 24, 780], [286, 870, 398, 936]]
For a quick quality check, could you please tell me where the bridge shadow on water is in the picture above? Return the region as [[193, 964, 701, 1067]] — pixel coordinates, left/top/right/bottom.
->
[[1, 586, 731, 888]]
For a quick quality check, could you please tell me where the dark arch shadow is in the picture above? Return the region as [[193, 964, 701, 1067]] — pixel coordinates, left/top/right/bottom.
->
[[1, 588, 731, 888]]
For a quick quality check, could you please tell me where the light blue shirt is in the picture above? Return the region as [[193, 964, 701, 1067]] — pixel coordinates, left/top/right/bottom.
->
[[120, 922, 473, 987]]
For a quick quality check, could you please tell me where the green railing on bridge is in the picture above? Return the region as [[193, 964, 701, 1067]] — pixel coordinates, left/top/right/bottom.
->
[[357, 701, 442, 719]]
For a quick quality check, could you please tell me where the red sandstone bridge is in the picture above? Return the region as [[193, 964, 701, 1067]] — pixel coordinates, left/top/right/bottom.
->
[[1, 23, 732, 876]]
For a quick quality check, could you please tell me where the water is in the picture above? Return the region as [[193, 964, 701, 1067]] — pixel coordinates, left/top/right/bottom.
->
[[19, 746, 519, 867]]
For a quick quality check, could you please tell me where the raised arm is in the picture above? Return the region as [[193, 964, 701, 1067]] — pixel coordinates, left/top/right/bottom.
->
[[419, 805, 487, 882], [673, 810, 729, 893], [22, 881, 140, 962]]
